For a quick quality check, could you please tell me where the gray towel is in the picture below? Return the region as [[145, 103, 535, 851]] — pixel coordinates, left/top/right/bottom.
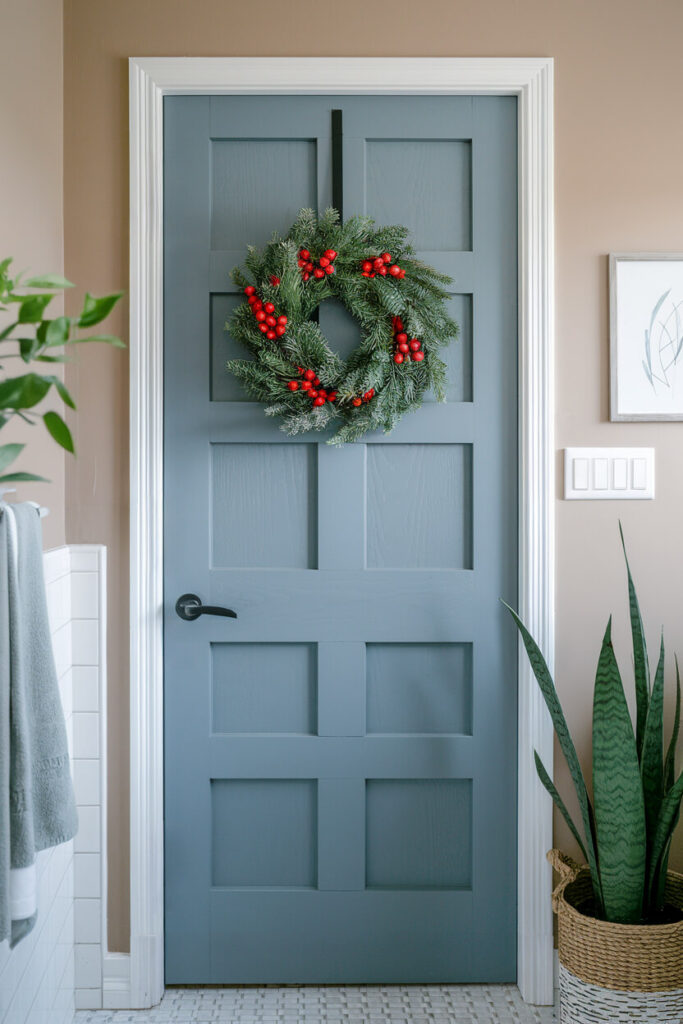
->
[[0, 503, 78, 947]]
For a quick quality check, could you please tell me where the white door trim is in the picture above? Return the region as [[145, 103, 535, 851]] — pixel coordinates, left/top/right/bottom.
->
[[129, 56, 555, 1009]]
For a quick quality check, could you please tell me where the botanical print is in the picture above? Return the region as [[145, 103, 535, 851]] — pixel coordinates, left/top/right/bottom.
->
[[614, 258, 683, 418]]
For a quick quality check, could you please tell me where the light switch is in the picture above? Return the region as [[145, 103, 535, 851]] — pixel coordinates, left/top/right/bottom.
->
[[593, 459, 609, 490], [632, 458, 647, 490], [573, 459, 589, 490], [613, 459, 628, 490], [564, 448, 655, 500]]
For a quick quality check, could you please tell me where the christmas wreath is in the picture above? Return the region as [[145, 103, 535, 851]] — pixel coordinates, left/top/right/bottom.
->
[[227, 208, 458, 444]]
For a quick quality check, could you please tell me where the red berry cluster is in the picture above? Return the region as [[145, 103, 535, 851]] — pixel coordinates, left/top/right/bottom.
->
[[244, 286, 287, 340], [361, 252, 405, 279], [391, 316, 424, 364], [298, 248, 337, 282], [287, 367, 337, 409], [351, 388, 375, 408]]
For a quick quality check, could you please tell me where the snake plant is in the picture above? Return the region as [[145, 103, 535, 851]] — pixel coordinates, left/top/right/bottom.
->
[[506, 525, 682, 924]]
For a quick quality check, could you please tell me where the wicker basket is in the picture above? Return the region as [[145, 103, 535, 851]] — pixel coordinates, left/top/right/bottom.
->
[[549, 850, 683, 1023]]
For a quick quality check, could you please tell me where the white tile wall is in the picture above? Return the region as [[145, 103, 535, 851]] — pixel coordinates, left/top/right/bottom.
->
[[0, 544, 107, 1024]]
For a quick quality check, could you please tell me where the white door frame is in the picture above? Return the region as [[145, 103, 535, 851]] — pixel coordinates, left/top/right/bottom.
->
[[129, 56, 555, 1009]]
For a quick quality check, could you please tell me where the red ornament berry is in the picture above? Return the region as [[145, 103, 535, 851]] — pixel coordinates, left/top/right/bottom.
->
[[297, 258, 306, 268], [328, 392, 337, 402], [306, 262, 314, 273], [308, 390, 318, 399], [394, 317, 404, 331], [248, 295, 258, 305], [276, 325, 286, 337], [382, 252, 392, 264], [259, 323, 269, 334], [389, 265, 401, 277], [361, 271, 371, 278], [300, 249, 310, 260], [303, 273, 310, 282], [398, 342, 409, 353], [313, 397, 325, 407], [314, 377, 321, 386], [266, 315, 277, 327], [313, 268, 325, 279], [411, 350, 425, 361], [378, 266, 387, 276], [270, 275, 280, 286], [373, 257, 384, 269], [319, 256, 330, 268], [325, 264, 335, 275], [362, 260, 373, 272], [255, 311, 267, 322], [398, 269, 406, 279], [277, 315, 288, 325], [266, 330, 276, 340], [396, 333, 408, 345], [304, 369, 315, 381], [244, 285, 256, 296], [301, 380, 312, 390], [352, 397, 362, 407], [287, 381, 299, 391], [324, 249, 337, 260], [394, 352, 404, 364], [264, 302, 275, 314], [409, 339, 421, 351]]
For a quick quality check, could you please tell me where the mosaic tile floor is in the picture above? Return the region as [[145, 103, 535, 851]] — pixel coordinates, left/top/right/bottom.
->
[[75, 985, 558, 1023]]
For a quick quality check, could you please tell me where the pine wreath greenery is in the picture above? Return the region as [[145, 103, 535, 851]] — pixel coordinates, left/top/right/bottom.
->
[[227, 208, 458, 444]]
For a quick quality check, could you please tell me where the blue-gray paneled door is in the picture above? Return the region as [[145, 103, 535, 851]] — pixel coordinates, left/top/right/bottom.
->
[[164, 94, 518, 984]]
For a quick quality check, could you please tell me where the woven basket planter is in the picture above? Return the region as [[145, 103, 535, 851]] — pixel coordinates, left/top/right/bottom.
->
[[549, 850, 683, 1023]]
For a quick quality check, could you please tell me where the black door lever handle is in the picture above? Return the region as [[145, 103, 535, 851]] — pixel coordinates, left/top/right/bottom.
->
[[175, 593, 237, 621]]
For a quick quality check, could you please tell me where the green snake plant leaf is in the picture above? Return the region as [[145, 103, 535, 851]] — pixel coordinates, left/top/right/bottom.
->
[[534, 751, 588, 861], [503, 602, 603, 913], [592, 617, 647, 923], [664, 657, 681, 792], [641, 634, 665, 845], [647, 767, 683, 907], [619, 522, 650, 757]]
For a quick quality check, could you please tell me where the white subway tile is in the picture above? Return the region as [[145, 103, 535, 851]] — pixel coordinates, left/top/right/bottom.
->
[[72, 712, 100, 760], [70, 572, 99, 619], [50, 621, 72, 681], [74, 806, 101, 854], [73, 854, 100, 899], [72, 759, 100, 806], [46, 572, 71, 634], [71, 665, 99, 713], [69, 550, 99, 572], [42, 546, 70, 586], [74, 988, 103, 1010], [74, 943, 101, 990], [71, 619, 99, 666], [74, 899, 101, 945]]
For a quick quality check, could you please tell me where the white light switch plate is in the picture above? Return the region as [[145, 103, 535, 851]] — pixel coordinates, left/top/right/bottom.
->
[[564, 447, 655, 500]]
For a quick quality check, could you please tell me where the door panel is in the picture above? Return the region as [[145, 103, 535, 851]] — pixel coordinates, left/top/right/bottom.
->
[[164, 93, 518, 984]]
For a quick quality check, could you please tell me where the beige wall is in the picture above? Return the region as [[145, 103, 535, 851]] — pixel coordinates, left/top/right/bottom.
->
[[62, 0, 683, 952], [1, 0, 65, 548]]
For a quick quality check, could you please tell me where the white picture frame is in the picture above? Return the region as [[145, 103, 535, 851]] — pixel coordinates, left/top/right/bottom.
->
[[610, 252, 683, 421]]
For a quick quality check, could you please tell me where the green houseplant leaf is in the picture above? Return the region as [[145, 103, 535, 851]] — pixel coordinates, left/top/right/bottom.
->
[[504, 602, 604, 913], [619, 522, 650, 757], [641, 635, 666, 849], [0, 443, 24, 475], [42, 411, 74, 454], [0, 259, 124, 482], [534, 750, 588, 861], [664, 657, 681, 792], [592, 618, 646, 923]]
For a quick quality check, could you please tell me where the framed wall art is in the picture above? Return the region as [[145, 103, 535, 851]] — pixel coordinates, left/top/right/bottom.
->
[[610, 252, 683, 421]]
